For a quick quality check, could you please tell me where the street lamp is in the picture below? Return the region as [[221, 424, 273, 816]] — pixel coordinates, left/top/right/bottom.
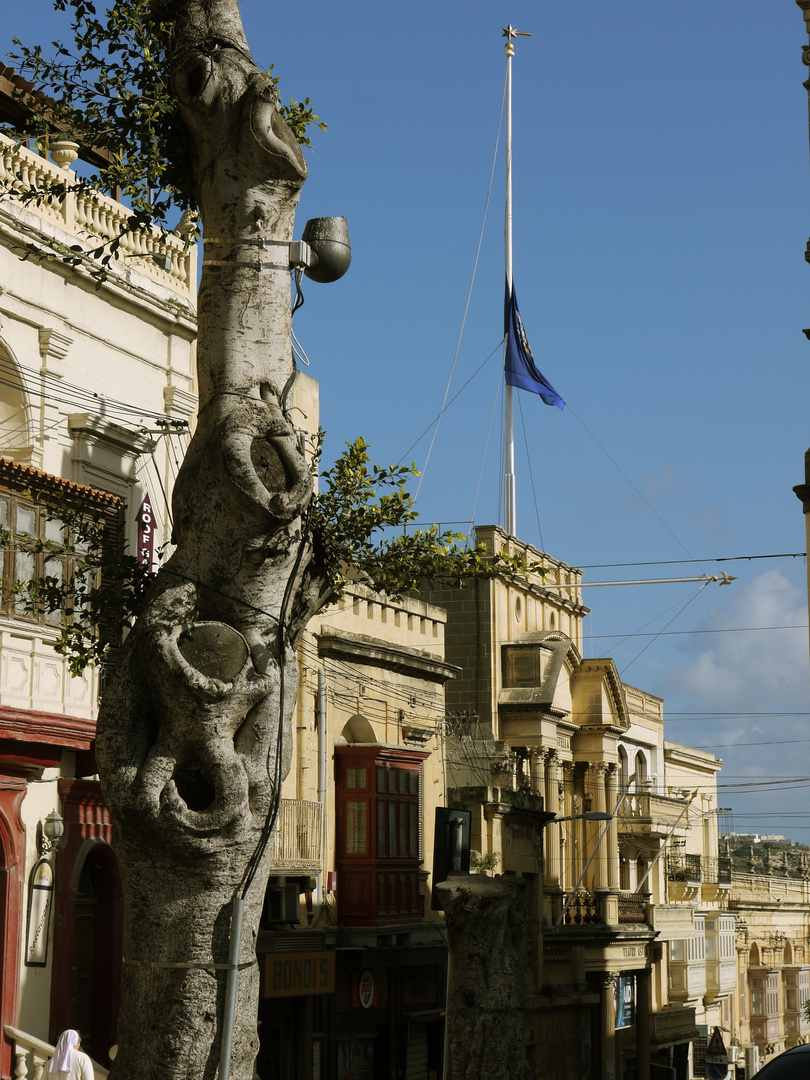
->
[[38, 810, 64, 858], [552, 812, 612, 824]]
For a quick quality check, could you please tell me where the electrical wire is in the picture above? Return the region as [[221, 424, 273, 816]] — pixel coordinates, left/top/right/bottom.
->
[[237, 502, 315, 900], [467, 369, 503, 539], [592, 623, 809, 640], [578, 553, 806, 570], [413, 71, 507, 501], [621, 582, 708, 678], [0, 363, 189, 428], [565, 404, 706, 575], [397, 339, 504, 467]]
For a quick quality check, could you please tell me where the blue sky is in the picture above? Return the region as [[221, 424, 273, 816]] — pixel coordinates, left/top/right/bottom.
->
[[7, 0, 810, 840]]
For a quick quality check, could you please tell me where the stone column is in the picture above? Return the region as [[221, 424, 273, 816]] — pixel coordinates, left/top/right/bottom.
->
[[565, 756, 578, 889], [636, 967, 651, 1080], [587, 763, 609, 891], [600, 973, 617, 1080], [544, 751, 561, 890], [569, 762, 586, 890], [605, 764, 620, 891], [436, 874, 533, 1080], [530, 748, 545, 795]]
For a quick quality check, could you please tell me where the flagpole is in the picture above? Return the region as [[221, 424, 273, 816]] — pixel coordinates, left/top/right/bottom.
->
[[502, 25, 529, 537]]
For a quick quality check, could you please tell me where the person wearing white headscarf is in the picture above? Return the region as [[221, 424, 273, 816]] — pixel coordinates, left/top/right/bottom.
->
[[48, 1030, 93, 1080]]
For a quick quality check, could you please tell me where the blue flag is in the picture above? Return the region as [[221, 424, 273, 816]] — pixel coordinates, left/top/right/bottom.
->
[[504, 282, 564, 410]]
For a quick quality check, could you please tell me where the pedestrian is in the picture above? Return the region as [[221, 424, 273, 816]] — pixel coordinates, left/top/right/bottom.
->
[[48, 1030, 94, 1080]]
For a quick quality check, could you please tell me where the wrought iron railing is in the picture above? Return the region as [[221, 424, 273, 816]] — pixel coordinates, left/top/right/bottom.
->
[[702, 856, 732, 885], [617, 893, 647, 923], [666, 853, 702, 883], [562, 890, 602, 926]]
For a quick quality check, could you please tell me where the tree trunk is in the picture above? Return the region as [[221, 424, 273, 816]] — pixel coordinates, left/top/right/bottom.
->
[[96, 3, 330, 1077], [436, 874, 533, 1080]]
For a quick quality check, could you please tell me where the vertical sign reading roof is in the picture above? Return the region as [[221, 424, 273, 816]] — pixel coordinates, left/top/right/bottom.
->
[[137, 495, 155, 571]]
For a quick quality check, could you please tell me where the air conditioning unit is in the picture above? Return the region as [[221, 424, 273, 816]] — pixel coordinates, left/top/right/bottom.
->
[[745, 1045, 759, 1079], [267, 883, 300, 924]]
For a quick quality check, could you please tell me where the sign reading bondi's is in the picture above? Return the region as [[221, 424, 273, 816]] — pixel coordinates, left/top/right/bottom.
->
[[263, 952, 335, 998]]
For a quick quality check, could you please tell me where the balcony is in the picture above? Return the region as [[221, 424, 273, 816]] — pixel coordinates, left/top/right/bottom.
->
[[666, 853, 701, 884], [559, 890, 602, 926], [266, 799, 322, 872], [0, 133, 195, 300], [705, 957, 737, 1003], [701, 855, 732, 902], [704, 914, 736, 1003], [617, 893, 648, 924], [702, 857, 732, 885], [620, 790, 691, 835], [668, 957, 707, 1003], [648, 904, 699, 940], [783, 967, 810, 1046], [650, 1006, 699, 1044], [555, 890, 650, 929]]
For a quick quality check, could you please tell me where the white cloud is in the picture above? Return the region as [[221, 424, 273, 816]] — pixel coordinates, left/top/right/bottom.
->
[[661, 569, 809, 711]]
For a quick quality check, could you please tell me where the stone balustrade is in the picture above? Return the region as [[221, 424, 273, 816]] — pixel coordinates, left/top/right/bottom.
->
[[620, 789, 690, 828], [0, 134, 195, 300], [4, 1026, 108, 1080]]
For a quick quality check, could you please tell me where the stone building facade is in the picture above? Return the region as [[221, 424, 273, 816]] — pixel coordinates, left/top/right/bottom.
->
[[0, 100, 196, 1078]]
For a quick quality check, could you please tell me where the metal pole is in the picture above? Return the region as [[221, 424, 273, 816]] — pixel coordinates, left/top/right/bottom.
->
[[504, 30, 516, 536], [538, 573, 737, 589], [556, 774, 636, 926], [218, 897, 245, 1080], [635, 790, 698, 895]]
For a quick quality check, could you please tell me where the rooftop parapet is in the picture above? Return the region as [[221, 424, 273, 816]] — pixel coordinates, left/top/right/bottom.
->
[[0, 132, 196, 303]]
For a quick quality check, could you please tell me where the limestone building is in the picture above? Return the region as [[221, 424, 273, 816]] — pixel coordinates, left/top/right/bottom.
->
[[3, 55, 808, 1080], [422, 526, 738, 1080], [0, 79, 196, 1077]]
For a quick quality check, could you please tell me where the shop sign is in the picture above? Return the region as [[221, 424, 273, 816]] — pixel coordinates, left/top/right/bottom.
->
[[358, 970, 375, 1009], [263, 951, 335, 998], [25, 859, 54, 967], [137, 495, 155, 570], [613, 974, 635, 1030]]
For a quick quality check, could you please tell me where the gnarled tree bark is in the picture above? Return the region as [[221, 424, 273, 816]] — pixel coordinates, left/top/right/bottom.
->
[[95, 3, 330, 1077], [436, 873, 533, 1080]]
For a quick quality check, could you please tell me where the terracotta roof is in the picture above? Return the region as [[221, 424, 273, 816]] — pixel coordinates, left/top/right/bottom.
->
[[0, 457, 124, 510], [0, 63, 114, 168]]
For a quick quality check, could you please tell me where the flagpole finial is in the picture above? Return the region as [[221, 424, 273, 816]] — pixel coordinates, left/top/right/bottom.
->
[[502, 25, 531, 43]]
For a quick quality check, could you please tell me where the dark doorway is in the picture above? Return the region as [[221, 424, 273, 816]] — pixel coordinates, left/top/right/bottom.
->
[[70, 847, 122, 1066]]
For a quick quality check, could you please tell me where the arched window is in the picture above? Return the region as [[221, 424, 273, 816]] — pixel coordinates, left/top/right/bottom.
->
[[340, 713, 376, 744], [634, 751, 648, 788], [617, 746, 629, 792], [0, 348, 32, 462]]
